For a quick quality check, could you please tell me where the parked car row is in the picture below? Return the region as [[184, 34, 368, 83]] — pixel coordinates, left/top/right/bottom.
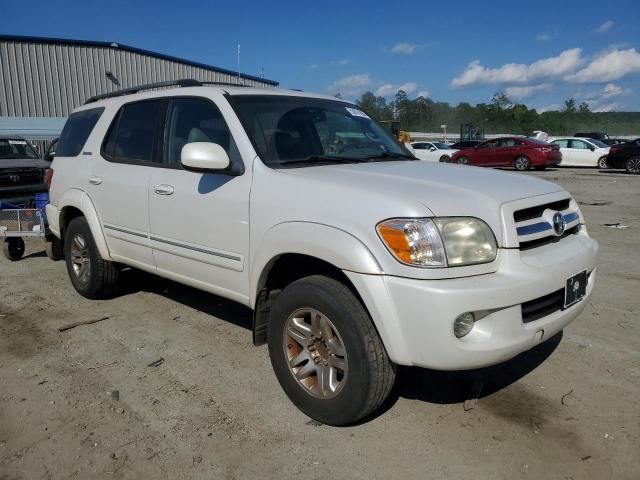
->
[[407, 134, 639, 174]]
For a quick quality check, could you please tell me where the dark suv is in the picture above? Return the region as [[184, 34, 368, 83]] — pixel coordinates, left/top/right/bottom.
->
[[606, 138, 640, 174], [574, 132, 625, 146], [0, 135, 50, 204]]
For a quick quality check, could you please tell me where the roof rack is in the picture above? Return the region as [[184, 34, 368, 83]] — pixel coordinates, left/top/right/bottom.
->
[[84, 78, 252, 104]]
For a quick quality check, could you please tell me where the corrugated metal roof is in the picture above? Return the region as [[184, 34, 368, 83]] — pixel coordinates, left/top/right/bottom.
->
[[0, 34, 278, 86]]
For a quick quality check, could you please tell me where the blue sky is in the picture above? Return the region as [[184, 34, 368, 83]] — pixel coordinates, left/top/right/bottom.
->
[[4, 0, 640, 111]]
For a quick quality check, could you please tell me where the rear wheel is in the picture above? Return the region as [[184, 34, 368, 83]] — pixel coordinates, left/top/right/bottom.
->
[[439, 155, 450, 163], [597, 156, 608, 169], [457, 156, 469, 165], [514, 155, 530, 171], [64, 217, 120, 299], [2, 238, 25, 261], [45, 236, 64, 261], [268, 275, 396, 426], [625, 157, 640, 175]]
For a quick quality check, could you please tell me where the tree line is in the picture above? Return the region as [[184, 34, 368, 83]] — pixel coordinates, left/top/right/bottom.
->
[[353, 90, 640, 136]]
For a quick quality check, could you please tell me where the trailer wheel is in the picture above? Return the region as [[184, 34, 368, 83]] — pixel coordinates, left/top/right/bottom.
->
[[3, 238, 25, 261]]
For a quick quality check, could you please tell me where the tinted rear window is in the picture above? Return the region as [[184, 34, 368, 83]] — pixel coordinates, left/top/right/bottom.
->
[[56, 107, 104, 157], [103, 100, 164, 163]]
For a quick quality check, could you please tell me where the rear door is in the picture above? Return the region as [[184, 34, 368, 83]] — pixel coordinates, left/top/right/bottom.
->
[[551, 139, 571, 165], [148, 95, 251, 303], [474, 139, 499, 166], [87, 99, 165, 269]]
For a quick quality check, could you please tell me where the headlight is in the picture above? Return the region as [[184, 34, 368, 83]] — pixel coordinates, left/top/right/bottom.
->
[[377, 217, 497, 267], [433, 217, 497, 266]]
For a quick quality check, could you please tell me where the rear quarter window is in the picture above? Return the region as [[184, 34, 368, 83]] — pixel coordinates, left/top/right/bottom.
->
[[56, 107, 105, 157]]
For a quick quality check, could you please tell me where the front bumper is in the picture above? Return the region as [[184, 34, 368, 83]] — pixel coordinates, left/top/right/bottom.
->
[[345, 232, 598, 370]]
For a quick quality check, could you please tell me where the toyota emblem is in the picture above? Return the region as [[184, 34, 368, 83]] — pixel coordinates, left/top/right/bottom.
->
[[552, 212, 566, 236]]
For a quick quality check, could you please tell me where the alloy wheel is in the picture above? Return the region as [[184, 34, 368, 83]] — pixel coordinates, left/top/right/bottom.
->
[[70, 233, 91, 284], [627, 157, 640, 174], [283, 308, 348, 399]]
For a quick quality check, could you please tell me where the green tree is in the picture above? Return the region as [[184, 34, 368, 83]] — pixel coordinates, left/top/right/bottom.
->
[[564, 98, 576, 113], [578, 102, 591, 114]]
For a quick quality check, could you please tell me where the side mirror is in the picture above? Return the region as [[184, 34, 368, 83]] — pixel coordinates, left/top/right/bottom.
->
[[181, 142, 230, 171], [45, 151, 55, 161], [429, 147, 437, 152], [589, 146, 595, 151]]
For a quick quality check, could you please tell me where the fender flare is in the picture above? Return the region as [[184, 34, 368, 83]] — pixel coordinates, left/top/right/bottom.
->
[[57, 189, 111, 260], [250, 221, 382, 307]]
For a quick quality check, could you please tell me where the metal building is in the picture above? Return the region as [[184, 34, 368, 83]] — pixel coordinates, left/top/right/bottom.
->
[[0, 34, 278, 141]]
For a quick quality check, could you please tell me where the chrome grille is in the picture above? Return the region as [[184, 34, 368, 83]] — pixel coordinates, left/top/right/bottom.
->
[[513, 198, 581, 248]]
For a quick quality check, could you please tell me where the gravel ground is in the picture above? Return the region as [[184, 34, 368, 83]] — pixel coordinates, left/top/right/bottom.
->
[[1, 167, 638, 480]]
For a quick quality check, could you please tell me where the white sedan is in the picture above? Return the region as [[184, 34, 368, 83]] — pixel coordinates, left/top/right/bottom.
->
[[549, 137, 610, 168], [410, 142, 458, 162]]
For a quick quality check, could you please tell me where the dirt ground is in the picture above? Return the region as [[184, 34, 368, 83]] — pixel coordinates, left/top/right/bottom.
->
[[1, 167, 638, 480]]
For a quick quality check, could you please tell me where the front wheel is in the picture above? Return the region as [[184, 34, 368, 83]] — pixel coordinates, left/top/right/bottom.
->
[[457, 156, 469, 165], [2, 238, 25, 261], [268, 275, 396, 426], [626, 157, 640, 175], [514, 156, 530, 171], [597, 157, 608, 169]]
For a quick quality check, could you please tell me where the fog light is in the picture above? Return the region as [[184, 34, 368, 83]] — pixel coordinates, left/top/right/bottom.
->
[[454, 312, 475, 338]]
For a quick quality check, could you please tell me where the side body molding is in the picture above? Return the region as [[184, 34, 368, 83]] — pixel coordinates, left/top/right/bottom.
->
[[249, 221, 383, 308], [57, 188, 112, 260]]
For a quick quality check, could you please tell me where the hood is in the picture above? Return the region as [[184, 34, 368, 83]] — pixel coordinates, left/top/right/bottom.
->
[[277, 161, 565, 245], [0, 158, 50, 170]]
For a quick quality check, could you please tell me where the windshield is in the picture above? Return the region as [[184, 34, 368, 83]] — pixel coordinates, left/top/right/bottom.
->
[[588, 139, 608, 148], [0, 139, 39, 159], [432, 142, 450, 149], [229, 95, 411, 167]]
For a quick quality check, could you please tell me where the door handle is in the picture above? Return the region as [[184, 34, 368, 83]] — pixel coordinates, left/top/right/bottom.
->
[[88, 176, 102, 185], [153, 184, 175, 195]]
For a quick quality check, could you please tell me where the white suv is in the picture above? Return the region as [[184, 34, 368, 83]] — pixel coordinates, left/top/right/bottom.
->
[[47, 80, 598, 425]]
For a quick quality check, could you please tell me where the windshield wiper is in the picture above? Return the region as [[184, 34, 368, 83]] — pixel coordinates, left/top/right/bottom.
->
[[363, 152, 416, 161], [278, 155, 369, 166]]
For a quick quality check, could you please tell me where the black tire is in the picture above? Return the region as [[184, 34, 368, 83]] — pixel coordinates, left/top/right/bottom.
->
[[2, 238, 25, 261], [514, 155, 530, 171], [268, 275, 396, 426], [457, 156, 469, 165], [439, 155, 450, 163], [626, 157, 640, 175], [597, 156, 608, 169], [64, 217, 119, 299], [45, 236, 64, 261]]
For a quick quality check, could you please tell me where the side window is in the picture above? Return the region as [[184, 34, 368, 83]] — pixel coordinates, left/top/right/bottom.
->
[[570, 140, 588, 149], [103, 100, 164, 163], [553, 139, 569, 148], [56, 107, 104, 157], [164, 98, 233, 166], [413, 143, 425, 150]]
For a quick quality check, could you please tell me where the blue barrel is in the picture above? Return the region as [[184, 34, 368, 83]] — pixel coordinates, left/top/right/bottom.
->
[[35, 193, 49, 222]]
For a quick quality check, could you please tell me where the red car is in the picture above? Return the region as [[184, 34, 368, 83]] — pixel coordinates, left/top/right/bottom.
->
[[449, 137, 562, 171]]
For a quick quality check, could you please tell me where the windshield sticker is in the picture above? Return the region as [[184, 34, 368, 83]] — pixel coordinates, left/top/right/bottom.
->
[[345, 107, 370, 119], [8, 140, 27, 145]]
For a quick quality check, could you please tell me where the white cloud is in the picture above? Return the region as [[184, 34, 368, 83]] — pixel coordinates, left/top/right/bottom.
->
[[504, 83, 552, 100], [417, 90, 430, 98], [327, 74, 373, 97], [565, 48, 640, 83], [375, 82, 417, 97], [391, 43, 417, 55], [593, 20, 614, 34], [451, 48, 584, 88], [536, 33, 552, 41], [602, 83, 629, 97]]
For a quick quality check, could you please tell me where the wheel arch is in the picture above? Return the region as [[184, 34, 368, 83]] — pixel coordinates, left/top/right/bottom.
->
[[57, 189, 111, 260], [250, 222, 383, 345]]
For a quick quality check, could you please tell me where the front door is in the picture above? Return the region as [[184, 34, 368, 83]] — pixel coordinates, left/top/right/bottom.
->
[[148, 96, 252, 304], [568, 139, 593, 166]]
